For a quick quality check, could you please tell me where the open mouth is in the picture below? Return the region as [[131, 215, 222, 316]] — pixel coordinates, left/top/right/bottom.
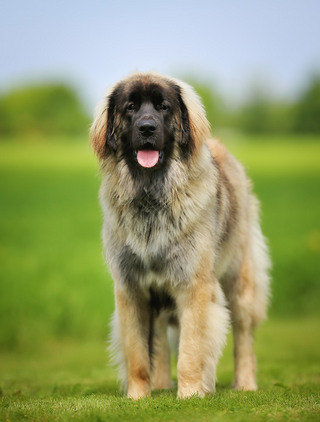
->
[[135, 146, 164, 168]]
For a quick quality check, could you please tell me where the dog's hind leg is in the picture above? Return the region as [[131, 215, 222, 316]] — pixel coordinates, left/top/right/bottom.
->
[[226, 222, 270, 391], [229, 258, 258, 391], [151, 312, 174, 390]]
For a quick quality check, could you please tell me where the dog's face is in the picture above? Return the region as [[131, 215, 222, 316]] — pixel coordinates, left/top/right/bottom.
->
[[90, 73, 211, 175], [109, 79, 182, 172]]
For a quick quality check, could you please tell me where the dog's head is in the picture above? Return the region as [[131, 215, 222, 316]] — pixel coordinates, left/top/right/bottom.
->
[[90, 73, 210, 173]]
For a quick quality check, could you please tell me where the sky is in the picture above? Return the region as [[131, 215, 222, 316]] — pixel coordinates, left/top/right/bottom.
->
[[1, 0, 320, 111]]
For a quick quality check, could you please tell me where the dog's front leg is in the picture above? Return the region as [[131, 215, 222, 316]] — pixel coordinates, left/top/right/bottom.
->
[[113, 286, 151, 399], [175, 274, 229, 398]]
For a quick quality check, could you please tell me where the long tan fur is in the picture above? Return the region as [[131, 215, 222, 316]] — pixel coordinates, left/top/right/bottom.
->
[[91, 72, 270, 399]]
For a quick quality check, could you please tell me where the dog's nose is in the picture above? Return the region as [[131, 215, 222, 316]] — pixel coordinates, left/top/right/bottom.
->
[[138, 119, 157, 136]]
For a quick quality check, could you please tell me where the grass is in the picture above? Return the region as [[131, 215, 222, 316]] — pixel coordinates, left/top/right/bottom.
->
[[1, 318, 319, 421], [0, 138, 113, 350], [0, 134, 320, 420], [1, 135, 319, 350]]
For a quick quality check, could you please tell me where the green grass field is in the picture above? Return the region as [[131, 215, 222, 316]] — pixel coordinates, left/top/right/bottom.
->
[[1, 318, 319, 421], [0, 135, 320, 420]]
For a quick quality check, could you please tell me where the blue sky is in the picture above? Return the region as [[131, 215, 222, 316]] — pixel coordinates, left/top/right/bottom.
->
[[1, 0, 320, 110]]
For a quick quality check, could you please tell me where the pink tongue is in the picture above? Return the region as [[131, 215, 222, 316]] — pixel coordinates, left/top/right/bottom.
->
[[137, 150, 159, 168]]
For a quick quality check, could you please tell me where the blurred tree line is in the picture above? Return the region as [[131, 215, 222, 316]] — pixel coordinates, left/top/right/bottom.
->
[[188, 74, 320, 135], [0, 75, 319, 137], [0, 84, 90, 137]]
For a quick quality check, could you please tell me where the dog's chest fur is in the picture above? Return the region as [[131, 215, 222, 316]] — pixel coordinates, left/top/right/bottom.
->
[[100, 154, 217, 288]]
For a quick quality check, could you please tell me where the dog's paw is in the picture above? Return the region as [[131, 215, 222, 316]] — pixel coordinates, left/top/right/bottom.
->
[[232, 379, 258, 391], [127, 389, 151, 400], [177, 385, 206, 399], [127, 382, 151, 400]]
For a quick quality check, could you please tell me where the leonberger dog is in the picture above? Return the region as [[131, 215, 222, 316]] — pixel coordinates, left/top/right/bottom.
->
[[90, 72, 270, 399]]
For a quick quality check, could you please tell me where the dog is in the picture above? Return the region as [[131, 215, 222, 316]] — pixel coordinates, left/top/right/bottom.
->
[[90, 72, 270, 399]]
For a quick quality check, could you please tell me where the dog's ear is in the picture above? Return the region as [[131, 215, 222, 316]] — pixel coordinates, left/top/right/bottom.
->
[[174, 81, 210, 153], [90, 89, 118, 159], [176, 88, 192, 149]]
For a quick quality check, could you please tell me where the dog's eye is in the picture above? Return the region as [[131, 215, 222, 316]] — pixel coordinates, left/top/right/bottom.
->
[[159, 103, 168, 111], [127, 103, 135, 111]]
